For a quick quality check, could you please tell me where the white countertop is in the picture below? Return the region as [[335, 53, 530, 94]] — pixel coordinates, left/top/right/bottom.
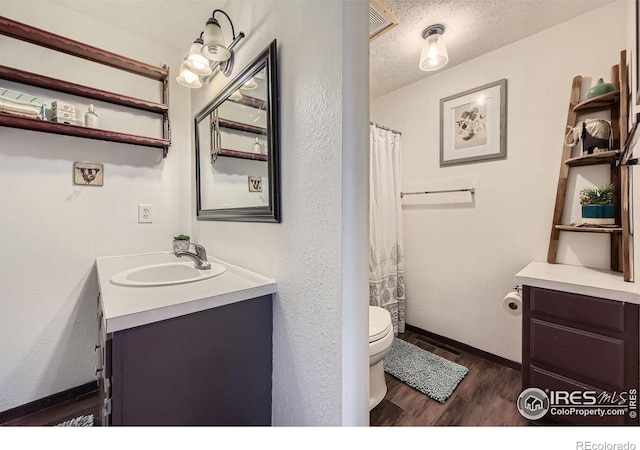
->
[[515, 261, 640, 304], [96, 252, 277, 333]]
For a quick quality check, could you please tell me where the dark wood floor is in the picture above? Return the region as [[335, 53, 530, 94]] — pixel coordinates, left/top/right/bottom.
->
[[370, 330, 530, 426], [1, 391, 100, 427], [2, 330, 527, 427]]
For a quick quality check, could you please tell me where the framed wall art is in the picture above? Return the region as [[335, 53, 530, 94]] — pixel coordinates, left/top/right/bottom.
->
[[440, 79, 507, 167], [73, 162, 103, 186]]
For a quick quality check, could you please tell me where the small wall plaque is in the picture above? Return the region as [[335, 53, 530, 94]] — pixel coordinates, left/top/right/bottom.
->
[[74, 162, 103, 186], [248, 176, 262, 192]]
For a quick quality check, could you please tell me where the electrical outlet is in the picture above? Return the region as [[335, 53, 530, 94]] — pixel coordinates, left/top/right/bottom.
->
[[138, 204, 152, 223]]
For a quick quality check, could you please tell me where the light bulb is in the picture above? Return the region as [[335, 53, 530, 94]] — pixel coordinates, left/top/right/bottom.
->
[[430, 38, 439, 57], [184, 71, 198, 84], [176, 59, 202, 88], [185, 40, 212, 76]]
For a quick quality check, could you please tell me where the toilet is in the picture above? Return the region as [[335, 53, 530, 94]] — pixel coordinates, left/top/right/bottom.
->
[[369, 305, 394, 410]]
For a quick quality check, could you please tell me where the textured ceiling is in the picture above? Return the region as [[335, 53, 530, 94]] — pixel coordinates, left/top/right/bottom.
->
[[370, 0, 613, 98]]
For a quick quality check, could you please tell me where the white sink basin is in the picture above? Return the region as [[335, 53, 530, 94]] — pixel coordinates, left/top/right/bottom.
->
[[110, 261, 226, 287]]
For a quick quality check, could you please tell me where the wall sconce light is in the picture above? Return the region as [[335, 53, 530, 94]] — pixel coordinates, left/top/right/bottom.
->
[[419, 24, 448, 72], [176, 9, 245, 88], [185, 33, 213, 76], [177, 58, 203, 88], [201, 12, 232, 61]]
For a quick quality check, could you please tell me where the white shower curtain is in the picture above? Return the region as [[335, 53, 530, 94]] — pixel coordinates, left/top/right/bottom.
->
[[369, 124, 405, 334]]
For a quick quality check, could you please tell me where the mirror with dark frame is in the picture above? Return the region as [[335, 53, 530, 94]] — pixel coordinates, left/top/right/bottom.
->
[[195, 40, 280, 222]]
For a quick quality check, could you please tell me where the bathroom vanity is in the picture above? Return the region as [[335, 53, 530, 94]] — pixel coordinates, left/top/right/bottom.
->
[[516, 262, 639, 425], [95, 252, 276, 426]]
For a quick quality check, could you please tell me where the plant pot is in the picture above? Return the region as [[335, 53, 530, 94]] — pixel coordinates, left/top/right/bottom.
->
[[581, 204, 615, 225], [173, 239, 190, 252]]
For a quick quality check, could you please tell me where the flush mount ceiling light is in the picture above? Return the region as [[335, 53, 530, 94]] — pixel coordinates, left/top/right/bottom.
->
[[176, 58, 202, 88], [176, 9, 245, 88], [419, 24, 448, 72]]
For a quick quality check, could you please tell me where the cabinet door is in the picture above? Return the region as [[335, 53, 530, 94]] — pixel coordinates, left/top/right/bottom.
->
[[110, 295, 272, 426]]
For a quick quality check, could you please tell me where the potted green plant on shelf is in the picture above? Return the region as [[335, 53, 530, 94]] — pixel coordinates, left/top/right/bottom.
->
[[579, 184, 616, 226], [173, 234, 190, 252]]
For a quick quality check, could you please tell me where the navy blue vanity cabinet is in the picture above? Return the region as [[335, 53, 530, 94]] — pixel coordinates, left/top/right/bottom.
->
[[522, 285, 639, 426], [99, 295, 273, 426]]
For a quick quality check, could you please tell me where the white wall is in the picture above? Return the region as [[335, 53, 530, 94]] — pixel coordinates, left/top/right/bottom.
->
[[0, 2, 191, 412], [190, 1, 370, 426], [371, 1, 628, 363]]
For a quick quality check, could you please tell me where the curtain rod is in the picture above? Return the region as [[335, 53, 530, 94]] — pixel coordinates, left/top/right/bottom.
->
[[370, 121, 402, 135], [401, 188, 475, 198]]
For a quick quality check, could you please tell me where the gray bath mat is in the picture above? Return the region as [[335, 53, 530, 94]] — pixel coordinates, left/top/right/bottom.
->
[[384, 338, 469, 403], [55, 414, 94, 427]]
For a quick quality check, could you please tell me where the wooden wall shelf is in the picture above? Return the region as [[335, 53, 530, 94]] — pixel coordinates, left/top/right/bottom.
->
[[0, 16, 171, 157], [555, 224, 622, 234], [0, 65, 168, 114], [0, 113, 170, 153], [548, 50, 631, 280], [218, 118, 267, 135], [573, 90, 620, 114], [217, 148, 267, 161], [229, 95, 266, 110], [0, 16, 167, 81], [564, 150, 620, 167]]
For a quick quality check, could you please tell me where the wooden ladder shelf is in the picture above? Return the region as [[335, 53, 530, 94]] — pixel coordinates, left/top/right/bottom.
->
[[547, 50, 632, 281]]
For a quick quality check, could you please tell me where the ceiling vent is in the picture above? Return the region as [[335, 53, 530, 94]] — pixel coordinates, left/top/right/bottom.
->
[[369, 0, 399, 41]]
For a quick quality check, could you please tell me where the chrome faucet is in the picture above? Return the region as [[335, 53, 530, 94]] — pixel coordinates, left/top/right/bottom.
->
[[175, 243, 211, 270]]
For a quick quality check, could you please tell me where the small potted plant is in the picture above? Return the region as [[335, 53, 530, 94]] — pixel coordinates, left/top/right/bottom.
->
[[173, 234, 190, 252], [579, 184, 616, 225]]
